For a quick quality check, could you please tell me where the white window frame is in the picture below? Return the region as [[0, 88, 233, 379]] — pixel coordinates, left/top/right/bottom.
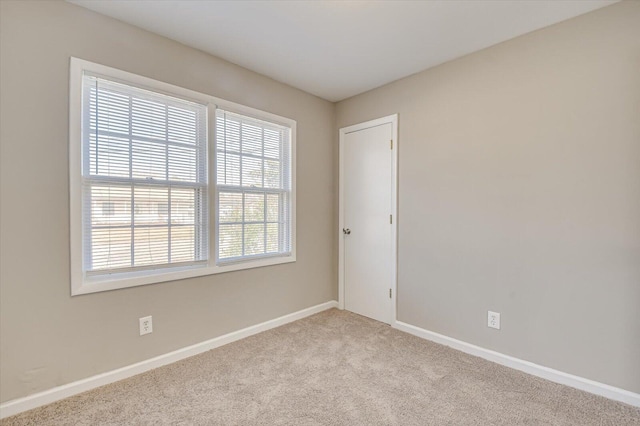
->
[[70, 58, 296, 296], [214, 109, 294, 265]]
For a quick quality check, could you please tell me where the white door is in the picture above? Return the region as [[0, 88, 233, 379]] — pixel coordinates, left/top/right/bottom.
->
[[340, 116, 397, 325]]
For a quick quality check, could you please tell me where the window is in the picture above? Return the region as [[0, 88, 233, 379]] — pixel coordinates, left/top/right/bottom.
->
[[215, 110, 292, 263], [70, 58, 296, 295], [82, 73, 208, 275]]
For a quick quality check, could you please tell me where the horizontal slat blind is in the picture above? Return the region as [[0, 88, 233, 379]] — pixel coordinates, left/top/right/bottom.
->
[[82, 74, 208, 274], [216, 109, 291, 263]]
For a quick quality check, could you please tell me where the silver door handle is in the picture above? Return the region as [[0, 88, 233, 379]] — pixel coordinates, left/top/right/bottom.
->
[[343, 228, 351, 235]]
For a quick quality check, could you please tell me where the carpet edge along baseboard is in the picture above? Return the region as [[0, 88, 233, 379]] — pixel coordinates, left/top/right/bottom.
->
[[0, 301, 339, 419], [392, 320, 640, 408], [2, 302, 638, 418]]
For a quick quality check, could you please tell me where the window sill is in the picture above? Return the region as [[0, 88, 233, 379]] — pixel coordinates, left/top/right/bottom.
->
[[71, 255, 296, 296]]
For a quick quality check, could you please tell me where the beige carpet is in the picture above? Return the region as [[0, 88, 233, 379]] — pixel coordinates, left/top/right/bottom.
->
[[2, 309, 639, 425]]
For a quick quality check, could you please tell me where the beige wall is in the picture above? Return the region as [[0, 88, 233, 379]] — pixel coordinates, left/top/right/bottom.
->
[[2, 0, 639, 405], [337, 1, 640, 393], [0, 1, 336, 402]]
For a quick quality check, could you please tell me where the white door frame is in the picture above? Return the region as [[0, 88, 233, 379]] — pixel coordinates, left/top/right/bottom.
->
[[338, 114, 398, 324]]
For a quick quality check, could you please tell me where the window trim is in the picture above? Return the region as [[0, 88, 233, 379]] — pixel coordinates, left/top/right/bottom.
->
[[70, 57, 296, 296]]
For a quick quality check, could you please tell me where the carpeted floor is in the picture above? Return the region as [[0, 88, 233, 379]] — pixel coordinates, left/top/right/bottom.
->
[[2, 309, 639, 425]]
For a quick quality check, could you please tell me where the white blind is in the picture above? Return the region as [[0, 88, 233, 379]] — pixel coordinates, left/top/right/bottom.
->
[[82, 74, 208, 274], [215, 109, 292, 263]]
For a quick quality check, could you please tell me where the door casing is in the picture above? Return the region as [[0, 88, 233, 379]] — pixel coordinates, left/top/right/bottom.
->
[[338, 114, 398, 324]]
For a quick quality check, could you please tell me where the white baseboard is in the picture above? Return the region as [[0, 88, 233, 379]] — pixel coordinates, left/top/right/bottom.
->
[[0, 300, 339, 419], [393, 320, 640, 408]]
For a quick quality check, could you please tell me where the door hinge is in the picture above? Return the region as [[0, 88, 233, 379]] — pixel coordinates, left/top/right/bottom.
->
[[389, 288, 392, 299], [390, 214, 393, 224], [390, 139, 393, 150]]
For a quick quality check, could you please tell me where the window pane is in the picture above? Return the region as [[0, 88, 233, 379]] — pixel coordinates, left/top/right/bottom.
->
[[219, 224, 242, 259], [266, 223, 279, 253], [171, 226, 195, 263], [219, 192, 242, 223], [265, 159, 280, 189], [244, 193, 264, 222], [131, 140, 166, 180], [220, 153, 241, 186], [168, 145, 197, 182], [90, 185, 131, 227], [241, 156, 262, 187], [90, 134, 130, 178], [218, 116, 240, 152], [134, 227, 169, 266], [132, 97, 167, 140], [90, 86, 129, 135], [91, 227, 131, 270], [171, 188, 195, 225], [263, 129, 281, 159], [134, 187, 168, 226], [244, 224, 265, 255], [266, 194, 280, 222], [168, 106, 197, 145], [241, 122, 262, 156]]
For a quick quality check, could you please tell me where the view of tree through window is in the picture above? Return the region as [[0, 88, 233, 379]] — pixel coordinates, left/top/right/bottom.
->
[[216, 110, 292, 262]]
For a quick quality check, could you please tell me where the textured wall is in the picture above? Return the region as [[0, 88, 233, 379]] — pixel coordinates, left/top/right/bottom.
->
[[0, 0, 336, 402], [336, 1, 640, 393]]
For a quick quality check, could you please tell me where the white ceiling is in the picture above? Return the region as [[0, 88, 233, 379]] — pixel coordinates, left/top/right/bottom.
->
[[69, 0, 617, 102]]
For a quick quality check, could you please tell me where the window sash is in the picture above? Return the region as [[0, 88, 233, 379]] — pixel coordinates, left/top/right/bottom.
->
[[216, 188, 290, 263], [81, 74, 208, 275], [215, 109, 292, 264]]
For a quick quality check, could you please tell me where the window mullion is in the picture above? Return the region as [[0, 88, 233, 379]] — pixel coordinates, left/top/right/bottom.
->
[[239, 119, 244, 257], [262, 127, 267, 254], [239, 115, 243, 187], [165, 104, 171, 264], [241, 191, 245, 257], [223, 111, 227, 185], [128, 92, 135, 268], [280, 129, 285, 253], [211, 110, 220, 262], [84, 79, 98, 272]]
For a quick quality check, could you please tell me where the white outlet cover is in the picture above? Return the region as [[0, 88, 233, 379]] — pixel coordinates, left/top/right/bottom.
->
[[488, 311, 501, 330], [139, 316, 153, 336]]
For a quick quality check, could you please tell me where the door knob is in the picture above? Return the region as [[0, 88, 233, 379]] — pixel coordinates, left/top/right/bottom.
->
[[343, 228, 351, 235]]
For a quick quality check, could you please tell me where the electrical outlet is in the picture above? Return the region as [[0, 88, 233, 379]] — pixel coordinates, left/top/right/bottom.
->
[[139, 316, 153, 336], [488, 311, 500, 330]]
